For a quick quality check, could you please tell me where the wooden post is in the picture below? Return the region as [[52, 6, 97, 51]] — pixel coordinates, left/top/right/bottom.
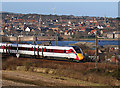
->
[[95, 28, 98, 69]]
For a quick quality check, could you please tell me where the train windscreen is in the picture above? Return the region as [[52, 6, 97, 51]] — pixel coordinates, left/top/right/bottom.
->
[[73, 46, 81, 53]]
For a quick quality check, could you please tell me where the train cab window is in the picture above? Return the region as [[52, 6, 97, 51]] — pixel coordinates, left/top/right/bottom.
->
[[73, 46, 81, 53]]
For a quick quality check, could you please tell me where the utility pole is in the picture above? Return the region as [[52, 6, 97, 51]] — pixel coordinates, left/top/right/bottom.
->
[[52, 8, 57, 46], [95, 28, 98, 69], [39, 15, 42, 29], [55, 31, 58, 46], [16, 35, 19, 58]]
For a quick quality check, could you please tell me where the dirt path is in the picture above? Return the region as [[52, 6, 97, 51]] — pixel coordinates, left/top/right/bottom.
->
[[2, 79, 36, 86], [2, 70, 103, 86]]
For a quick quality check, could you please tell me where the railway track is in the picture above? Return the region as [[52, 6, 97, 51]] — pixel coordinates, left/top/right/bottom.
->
[[1, 53, 87, 65], [2, 54, 120, 69]]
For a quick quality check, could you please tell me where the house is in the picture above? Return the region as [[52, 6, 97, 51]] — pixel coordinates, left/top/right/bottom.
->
[[0, 29, 4, 35], [107, 33, 114, 39], [114, 33, 120, 39], [25, 27, 31, 32], [107, 31, 120, 39]]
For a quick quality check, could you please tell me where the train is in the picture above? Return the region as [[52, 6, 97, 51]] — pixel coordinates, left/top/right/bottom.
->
[[0, 42, 84, 62]]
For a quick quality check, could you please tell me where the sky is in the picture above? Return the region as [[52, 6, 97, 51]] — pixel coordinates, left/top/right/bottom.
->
[[1, 2, 119, 18]]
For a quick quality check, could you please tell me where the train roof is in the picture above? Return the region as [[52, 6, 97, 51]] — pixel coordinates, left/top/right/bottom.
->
[[0, 43, 74, 50]]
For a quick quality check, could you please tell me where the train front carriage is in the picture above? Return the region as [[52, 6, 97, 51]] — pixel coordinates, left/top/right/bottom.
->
[[0, 43, 84, 62], [72, 46, 84, 61]]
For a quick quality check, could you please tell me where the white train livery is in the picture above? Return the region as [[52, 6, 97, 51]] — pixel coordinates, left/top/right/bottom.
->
[[0, 43, 84, 61]]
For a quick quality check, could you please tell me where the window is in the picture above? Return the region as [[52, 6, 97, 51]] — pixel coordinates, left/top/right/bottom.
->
[[28, 48, 32, 51], [70, 50, 74, 53], [45, 49, 47, 52], [73, 46, 81, 53], [51, 49, 53, 52], [48, 49, 51, 52], [32, 47, 34, 51], [64, 50, 66, 53]]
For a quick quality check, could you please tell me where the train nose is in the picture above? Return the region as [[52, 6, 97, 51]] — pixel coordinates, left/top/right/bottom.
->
[[77, 53, 83, 60]]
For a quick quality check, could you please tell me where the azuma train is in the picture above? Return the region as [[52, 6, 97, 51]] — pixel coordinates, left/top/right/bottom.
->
[[0, 42, 84, 62]]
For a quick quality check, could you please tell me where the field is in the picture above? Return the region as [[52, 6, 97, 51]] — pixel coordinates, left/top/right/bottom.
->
[[2, 55, 120, 86]]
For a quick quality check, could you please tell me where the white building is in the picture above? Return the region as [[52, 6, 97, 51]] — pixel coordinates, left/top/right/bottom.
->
[[25, 27, 31, 32]]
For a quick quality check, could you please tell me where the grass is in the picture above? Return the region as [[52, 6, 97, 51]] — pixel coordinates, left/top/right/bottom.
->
[[2, 70, 106, 86], [2, 73, 56, 86], [2, 56, 120, 86]]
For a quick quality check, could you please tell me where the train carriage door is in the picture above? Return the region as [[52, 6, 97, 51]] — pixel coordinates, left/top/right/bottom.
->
[[8, 45, 10, 54], [6, 44, 7, 53], [3, 45, 4, 53], [41, 47, 44, 58]]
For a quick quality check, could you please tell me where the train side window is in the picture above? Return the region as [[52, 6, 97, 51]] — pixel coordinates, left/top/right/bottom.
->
[[64, 50, 66, 53], [69, 50, 70, 53], [51, 49, 53, 52], [28, 48, 31, 51], [32, 47, 34, 51], [12, 47, 14, 50], [70, 50, 74, 53], [47, 49, 50, 52], [22, 47, 24, 50], [24, 47, 27, 50], [45, 49, 47, 52], [29, 48, 32, 51]]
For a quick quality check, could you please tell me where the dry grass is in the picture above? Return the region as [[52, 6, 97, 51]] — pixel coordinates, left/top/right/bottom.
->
[[2, 56, 120, 86], [2, 74, 56, 86]]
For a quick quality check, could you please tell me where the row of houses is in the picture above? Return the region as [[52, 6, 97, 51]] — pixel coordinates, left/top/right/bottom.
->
[[0, 12, 118, 40]]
